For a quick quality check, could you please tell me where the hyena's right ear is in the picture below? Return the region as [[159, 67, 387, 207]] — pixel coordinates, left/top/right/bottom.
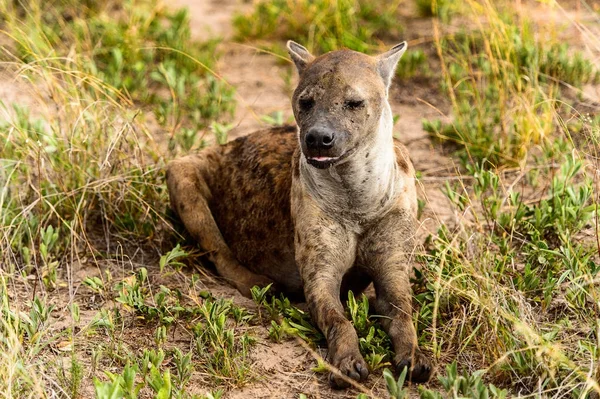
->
[[287, 41, 315, 75]]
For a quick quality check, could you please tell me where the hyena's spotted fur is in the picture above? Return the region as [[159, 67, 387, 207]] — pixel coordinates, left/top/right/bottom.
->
[[166, 41, 432, 388]]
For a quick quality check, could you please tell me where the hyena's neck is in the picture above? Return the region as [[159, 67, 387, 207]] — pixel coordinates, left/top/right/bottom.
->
[[299, 104, 399, 224]]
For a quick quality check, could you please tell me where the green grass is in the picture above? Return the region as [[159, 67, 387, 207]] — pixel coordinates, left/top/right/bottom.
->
[[233, 0, 431, 84], [0, 0, 244, 397], [4, 0, 235, 146], [413, 152, 600, 393], [423, 2, 599, 166], [431, 147, 599, 394], [0, 0, 236, 269], [251, 285, 396, 372], [395, 48, 429, 80], [414, 0, 453, 19], [233, 0, 402, 53]]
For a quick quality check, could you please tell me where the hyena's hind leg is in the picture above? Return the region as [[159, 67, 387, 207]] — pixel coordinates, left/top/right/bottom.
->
[[166, 155, 275, 297]]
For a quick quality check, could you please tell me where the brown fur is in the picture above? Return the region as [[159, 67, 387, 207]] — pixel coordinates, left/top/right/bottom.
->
[[166, 41, 432, 388]]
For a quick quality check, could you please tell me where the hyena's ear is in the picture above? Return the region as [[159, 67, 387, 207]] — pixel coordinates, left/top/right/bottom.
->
[[287, 40, 315, 74], [376, 42, 407, 90]]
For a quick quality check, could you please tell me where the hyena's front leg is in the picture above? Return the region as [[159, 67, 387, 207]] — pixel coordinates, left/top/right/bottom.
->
[[166, 155, 275, 297], [359, 209, 432, 383], [294, 208, 368, 388]]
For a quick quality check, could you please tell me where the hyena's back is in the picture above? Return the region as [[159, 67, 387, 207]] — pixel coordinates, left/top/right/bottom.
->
[[198, 125, 302, 292]]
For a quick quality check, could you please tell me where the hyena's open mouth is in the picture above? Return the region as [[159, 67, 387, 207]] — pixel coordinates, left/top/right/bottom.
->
[[305, 147, 356, 169]]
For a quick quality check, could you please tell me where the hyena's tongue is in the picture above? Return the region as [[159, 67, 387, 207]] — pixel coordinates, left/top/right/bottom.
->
[[312, 156, 336, 161]]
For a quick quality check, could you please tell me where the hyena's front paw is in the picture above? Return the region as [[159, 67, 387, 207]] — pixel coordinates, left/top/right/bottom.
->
[[395, 348, 432, 383], [328, 352, 369, 389]]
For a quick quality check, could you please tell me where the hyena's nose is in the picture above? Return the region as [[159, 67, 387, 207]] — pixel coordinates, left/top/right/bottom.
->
[[305, 129, 335, 150]]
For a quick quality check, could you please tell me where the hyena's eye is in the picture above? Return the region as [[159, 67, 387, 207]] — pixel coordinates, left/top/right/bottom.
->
[[344, 99, 364, 110], [299, 98, 315, 112]]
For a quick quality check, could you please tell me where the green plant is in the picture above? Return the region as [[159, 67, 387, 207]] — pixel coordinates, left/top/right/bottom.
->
[[19, 297, 55, 348], [10, 1, 234, 133], [146, 366, 173, 398], [211, 121, 234, 146], [38, 224, 63, 289], [114, 268, 199, 326], [251, 285, 323, 343], [200, 390, 224, 399], [0, 0, 238, 291], [172, 348, 193, 390], [395, 49, 429, 80], [115, 363, 143, 399], [419, 362, 508, 399], [260, 111, 287, 126], [94, 376, 123, 399], [425, 4, 598, 166], [159, 244, 189, 273], [414, 150, 600, 392], [193, 297, 255, 385], [233, 0, 401, 53], [346, 292, 393, 371], [91, 308, 117, 333], [414, 0, 455, 20], [384, 367, 409, 398], [83, 277, 107, 295], [57, 355, 84, 399]]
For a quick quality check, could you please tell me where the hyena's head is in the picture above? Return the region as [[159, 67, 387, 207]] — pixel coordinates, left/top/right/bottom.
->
[[287, 41, 406, 169]]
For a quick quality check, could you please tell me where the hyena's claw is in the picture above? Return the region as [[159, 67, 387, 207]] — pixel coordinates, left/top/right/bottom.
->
[[328, 354, 369, 389], [395, 350, 432, 383]]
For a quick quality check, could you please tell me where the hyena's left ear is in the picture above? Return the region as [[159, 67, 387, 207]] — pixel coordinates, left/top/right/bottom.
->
[[376, 42, 407, 90], [287, 40, 315, 75]]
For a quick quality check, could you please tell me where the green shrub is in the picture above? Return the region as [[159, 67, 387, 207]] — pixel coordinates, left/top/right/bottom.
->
[[425, 6, 598, 166], [414, 154, 598, 393], [233, 0, 401, 53], [7, 0, 235, 133]]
